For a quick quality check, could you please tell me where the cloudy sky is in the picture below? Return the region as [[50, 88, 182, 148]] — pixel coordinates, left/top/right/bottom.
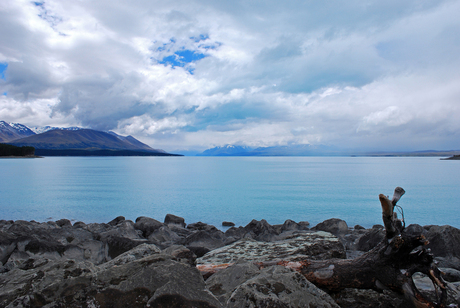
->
[[1, 0, 459, 153]]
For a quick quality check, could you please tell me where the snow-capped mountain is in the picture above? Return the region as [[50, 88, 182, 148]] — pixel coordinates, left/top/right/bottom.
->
[[197, 144, 253, 156], [0, 121, 36, 142], [29, 126, 84, 134]]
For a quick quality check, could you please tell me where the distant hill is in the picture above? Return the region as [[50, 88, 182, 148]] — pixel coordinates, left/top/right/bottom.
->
[[1, 120, 177, 155], [197, 144, 460, 157], [0, 121, 36, 142], [197, 145, 253, 156], [197, 144, 340, 156], [9, 129, 165, 153]]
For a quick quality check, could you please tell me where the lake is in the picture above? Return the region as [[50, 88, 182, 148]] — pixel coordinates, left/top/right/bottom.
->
[[1, 156, 459, 229]]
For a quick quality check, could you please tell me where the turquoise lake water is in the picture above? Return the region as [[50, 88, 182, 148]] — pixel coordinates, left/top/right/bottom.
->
[[1, 156, 459, 229]]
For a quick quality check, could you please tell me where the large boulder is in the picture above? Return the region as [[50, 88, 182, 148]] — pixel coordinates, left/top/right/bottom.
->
[[197, 231, 346, 265], [424, 225, 460, 258], [226, 266, 340, 308], [206, 261, 261, 305], [243, 219, 280, 242], [0, 251, 222, 307], [164, 214, 186, 228], [147, 225, 182, 248], [185, 230, 226, 254], [133, 216, 163, 238], [312, 218, 349, 237]]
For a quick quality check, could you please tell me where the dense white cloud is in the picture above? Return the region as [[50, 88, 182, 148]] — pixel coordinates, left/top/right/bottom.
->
[[1, 0, 459, 152]]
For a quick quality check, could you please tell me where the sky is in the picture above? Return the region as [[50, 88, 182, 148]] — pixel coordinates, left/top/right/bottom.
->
[[1, 0, 460, 153]]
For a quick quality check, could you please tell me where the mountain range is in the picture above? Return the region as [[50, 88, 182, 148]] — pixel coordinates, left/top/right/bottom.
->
[[197, 144, 341, 156], [0, 121, 178, 156], [196, 144, 460, 157]]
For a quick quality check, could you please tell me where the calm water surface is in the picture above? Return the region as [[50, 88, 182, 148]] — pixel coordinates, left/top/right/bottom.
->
[[1, 156, 459, 229]]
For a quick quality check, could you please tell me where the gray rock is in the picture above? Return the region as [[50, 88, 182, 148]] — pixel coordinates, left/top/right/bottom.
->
[[148, 225, 182, 248], [188, 222, 219, 232], [197, 231, 345, 265], [72, 221, 86, 229], [440, 267, 460, 282], [185, 230, 226, 252], [162, 245, 197, 266], [222, 221, 235, 227], [226, 265, 340, 308], [206, 261, 261, 305], [355, 228, 385, 252], [424, 225, 460, 258], [99, 243, 161, 269], [98, 220, 143, 241], [333, 288, 407, 308], [55, 219, 72, 228], [0, 251, 221, 307], [164, 214, 186, 227], [412, 272, 460, 306], [134, 216, 163, 238], [243, 219, 280, 242], [312, 218, 349, 237], [107, 216, 126, 226]]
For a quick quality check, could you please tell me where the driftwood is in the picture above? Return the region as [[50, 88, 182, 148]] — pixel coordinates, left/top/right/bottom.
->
[[198, 187, 450, 308]]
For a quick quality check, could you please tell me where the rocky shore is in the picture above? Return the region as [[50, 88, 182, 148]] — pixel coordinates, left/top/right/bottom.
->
[[1, 215, 459, 307]]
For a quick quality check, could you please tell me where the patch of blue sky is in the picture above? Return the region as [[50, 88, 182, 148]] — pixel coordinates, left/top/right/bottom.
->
[[0, 63, 7, 80], [190, 34, 209, 42], [199, 42, 222, 50], [3, 92, 7, 96], [159, 50, 206, 74]]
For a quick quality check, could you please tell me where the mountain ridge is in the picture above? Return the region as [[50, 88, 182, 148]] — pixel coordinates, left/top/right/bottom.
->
[[1, 120, 174, 155], [9, 129, 162, 152]]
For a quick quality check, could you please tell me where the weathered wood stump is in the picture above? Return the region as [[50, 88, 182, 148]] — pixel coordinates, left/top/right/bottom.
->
[[198, 187, 450, 308]]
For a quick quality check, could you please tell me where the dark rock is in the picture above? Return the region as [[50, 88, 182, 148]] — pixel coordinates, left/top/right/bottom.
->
[[148, 225, 182, 248], [169, 224, 193, 239], [99, 243, 161, 268], [281, 219, 301, 232], [133, 216, 163, 237], [55, 218, 72, 228], [243, 219, 280, 241], [412, 272, 460, 306], [104, 236, 142, 259], [333, 288, 407, 308], [222, 221, 235, 227], [424, 225, 460, 258], [188, 246, 211, 258], [355, 228, 385, 252], [73, 221, 87, 229], [162, 245, 197, 266], [440, 267, 460, 282], [99, 220, 142, 240], [312, 218, 349, 237], [206, 261, 261, 305], [298, 221, 310, 230], [373, 224, 384, 229], [187, 222, 219, 232], [224, 226, 245, 239], [0, 251, 222, 308], [108, 216, 126, 226], [354, 225, 365, 230], [185, 230, 226, 252], [164, 214, 186, 227], [226, 266, 339, 308]]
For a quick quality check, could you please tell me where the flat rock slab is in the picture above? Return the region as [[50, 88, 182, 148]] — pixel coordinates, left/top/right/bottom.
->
[[197, 231, 345, 265]]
